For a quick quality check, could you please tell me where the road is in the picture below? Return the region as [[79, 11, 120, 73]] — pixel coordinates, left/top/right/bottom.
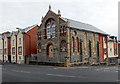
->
[[1, 64, 119, 82]]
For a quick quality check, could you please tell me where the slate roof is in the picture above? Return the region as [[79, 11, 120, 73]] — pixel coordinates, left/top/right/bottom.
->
[[3, 33, 11, 38], [108, 37, 114, 41], [108, 36, 117, 42], [61, 17, 107, 35], [19, 24, 37, 33], [11, 31, 17, 36]]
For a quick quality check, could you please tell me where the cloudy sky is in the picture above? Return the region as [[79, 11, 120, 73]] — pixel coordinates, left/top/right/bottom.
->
[[0, 0, 119, 38]]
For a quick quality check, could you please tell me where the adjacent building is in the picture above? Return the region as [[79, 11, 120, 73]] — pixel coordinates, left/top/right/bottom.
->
[[2, 32, 11, 63], [107, 36, 118, 63], [119, 41, 120, 59], [11, 31, 17, 63], [118, 41, 120, 64], [0, 25, 39, 64], [0, 34, 3, 61], [11, 24, 39, 64], [37, 6, 109, 65]]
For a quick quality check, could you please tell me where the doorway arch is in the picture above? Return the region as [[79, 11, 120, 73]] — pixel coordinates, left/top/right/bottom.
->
[[47, 43, 54, 57]]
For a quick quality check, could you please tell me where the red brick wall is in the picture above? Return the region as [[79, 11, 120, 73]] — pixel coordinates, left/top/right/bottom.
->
[[8, 38, 11, 56], [118, 44, 120, 59], [99, 35, 108, 62], [114, 43, 118, 55], [99, 35, 104, 62], [24, 25, 39, 56]]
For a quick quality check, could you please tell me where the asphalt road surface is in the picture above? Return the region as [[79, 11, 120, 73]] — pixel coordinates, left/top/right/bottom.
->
[[1, 64, 119, 82]]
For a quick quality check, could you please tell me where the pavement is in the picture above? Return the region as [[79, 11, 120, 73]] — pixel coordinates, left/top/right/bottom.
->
[[1, 64, 119, 82]]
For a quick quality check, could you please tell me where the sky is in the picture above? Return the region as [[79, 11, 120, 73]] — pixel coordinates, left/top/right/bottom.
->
[[0, 0, 119, 39]]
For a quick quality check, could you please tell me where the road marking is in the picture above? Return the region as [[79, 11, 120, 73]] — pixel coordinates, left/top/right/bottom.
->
[[11, 70, 19, 72], [47, 74, 76, 78], [11, 70, 31, 73], [53, 67, 77, 69], [78, 67, 89, 69], [20, 71, 31, 73], [103, 69, 110, 72]]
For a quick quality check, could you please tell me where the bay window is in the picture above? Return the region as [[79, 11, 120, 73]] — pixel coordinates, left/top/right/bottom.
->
[[18, 47, 22, 55], [12, 47, 15, 55]]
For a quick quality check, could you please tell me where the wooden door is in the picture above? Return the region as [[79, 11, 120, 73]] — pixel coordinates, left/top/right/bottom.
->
[[48, 45, 54, 57]]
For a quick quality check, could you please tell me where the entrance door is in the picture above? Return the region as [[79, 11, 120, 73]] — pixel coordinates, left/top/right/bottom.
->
[[24, 56, 27, 64], [47, 44, 54, 57], [8, 55, 11, 63]]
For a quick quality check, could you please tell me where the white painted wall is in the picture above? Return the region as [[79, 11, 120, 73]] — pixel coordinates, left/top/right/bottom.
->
[[11, 34, 16, 63], [108, 41, 118, 58], [0, 36, 3, 61], [17, 32, 24, 64], [4, 36, 8, 62]]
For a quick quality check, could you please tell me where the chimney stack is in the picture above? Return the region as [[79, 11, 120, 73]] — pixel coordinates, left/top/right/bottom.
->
[[58, 9, 61, 17], [49, 5, 51, 11]]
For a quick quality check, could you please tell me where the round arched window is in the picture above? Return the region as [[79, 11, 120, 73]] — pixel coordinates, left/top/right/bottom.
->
[[60, 40, 67, 52], [45, 18, 56, 39]]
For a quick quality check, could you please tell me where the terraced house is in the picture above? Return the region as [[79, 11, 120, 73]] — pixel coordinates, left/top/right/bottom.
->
[[0, 25, 39, 64], [11, 24, 39, 64], [2, 32, 11, 63], [0, 34, 3, 61], [37, 6, 109, 65], [11, 31, 17, 63], [108, 36, 118, 63]]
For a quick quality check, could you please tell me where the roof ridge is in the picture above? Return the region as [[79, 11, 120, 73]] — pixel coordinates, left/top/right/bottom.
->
[[61, 17, 107, 35], [62, 17, 90, 25], [19, 24, 38, 33]]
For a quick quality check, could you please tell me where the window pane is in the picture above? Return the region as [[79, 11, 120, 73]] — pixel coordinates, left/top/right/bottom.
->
[[19, 38, 21, 44], [18, 47, 22, 55]]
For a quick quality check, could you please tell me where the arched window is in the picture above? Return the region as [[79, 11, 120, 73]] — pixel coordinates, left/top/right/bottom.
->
[[60, 40, 67, 52], [72, 37, 75, 52], [97, 41, 99, 62], [46, 23, 51, 38], [37, 31, 41, 40], [80, 39, 83, 62], [60, 25, 67, 36], [38, 43, 41, 53], [51, 23, 56, 38], [45, 18, 56, 39], [76, 37, 79, 52], [89, 40, 92, 57]]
